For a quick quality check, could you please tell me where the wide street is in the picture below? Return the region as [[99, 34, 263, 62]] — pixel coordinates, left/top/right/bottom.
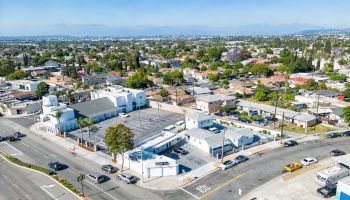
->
[[1, 115, 350, 200]]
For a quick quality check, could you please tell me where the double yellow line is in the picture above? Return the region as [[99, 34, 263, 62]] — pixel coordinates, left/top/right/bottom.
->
[[200, 173, 246, 199]]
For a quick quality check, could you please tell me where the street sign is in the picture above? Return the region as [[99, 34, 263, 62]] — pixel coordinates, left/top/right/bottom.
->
[[77, 174, 85, 182]]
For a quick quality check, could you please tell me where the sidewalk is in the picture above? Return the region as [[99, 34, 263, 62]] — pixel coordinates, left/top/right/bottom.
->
[[24, 121, 320, 191]]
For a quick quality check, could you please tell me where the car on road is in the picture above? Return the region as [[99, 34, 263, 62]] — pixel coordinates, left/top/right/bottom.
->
[[234, 155, 249, 164], [326, 132, 340, 139], [87, 172, 105, 184], [317, 186, 336, 198], [283, 140, 298, 147], [330, 149, 346, 156], [173, 147, 188, 155], [342, 131, 350, 137], [13, 131, 24, 139], [301, 157, 318, 166], [220, 160, 237, 170], [8, 136, 17, 142], [284, 162, 302, 172], [48, 161, 65, 171], [117, 173, 137, 184], [101, 164, 118, 174], [118, 113, 129, 117]]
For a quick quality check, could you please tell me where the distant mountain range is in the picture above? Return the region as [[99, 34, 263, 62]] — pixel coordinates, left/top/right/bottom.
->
[[0, 24, 349, 40]]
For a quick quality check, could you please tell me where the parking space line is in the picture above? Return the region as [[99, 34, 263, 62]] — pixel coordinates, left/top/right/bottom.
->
[[3, 142, 23, 156], [179, 187, 200, 200], [40, 185, 58, 200], [84, 180, 119, 200], [19, 141, 30, 148], [199, 173, 246, 199]]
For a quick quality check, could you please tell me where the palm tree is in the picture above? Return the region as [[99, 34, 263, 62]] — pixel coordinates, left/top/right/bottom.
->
[[77, 118, 87, 144], [55, 110, 62, 134]]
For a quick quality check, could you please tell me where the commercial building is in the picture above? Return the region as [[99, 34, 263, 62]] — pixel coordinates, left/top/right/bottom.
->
[[40, 95, 78, 134]]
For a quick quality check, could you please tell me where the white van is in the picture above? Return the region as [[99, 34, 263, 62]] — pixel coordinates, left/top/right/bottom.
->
[[164, 125, 177, 133], [315, 164, 349, 186], [175, 120, 186, 132]]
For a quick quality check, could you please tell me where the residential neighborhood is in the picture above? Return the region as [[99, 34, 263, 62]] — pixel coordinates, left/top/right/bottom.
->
[[1, 1, 350, 200]]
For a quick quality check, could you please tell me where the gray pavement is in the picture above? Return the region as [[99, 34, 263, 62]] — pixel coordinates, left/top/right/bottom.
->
[[0, 156, 78, 200], [68, 108, 185, 146]]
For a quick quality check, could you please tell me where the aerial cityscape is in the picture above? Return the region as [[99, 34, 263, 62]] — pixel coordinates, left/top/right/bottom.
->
[[1, 0, 350, 200]]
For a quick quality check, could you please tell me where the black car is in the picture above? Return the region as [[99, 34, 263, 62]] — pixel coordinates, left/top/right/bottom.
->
[[101, 164, 118, 174], [214, 112, 223, 117], [234, 155, 249, 163], [342, 131, 350, 137], [48, 161, 64, 171], [13, 132, 24, 139], [326, 132, 340, 139], [173, 147, 188, 155], [317, 186, 336, 198], [283, 140, 298, 147], [330, 149, 346, 156], [238, 118, 252, 123], [0, 136, 5, 142], [8, 136, 17, 142]]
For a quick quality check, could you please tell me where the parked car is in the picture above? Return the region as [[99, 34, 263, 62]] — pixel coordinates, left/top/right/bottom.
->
[[101, 164, 118, 174], [301, 157, 318, 166], [342, 131, 350, 137], [13, 132, 24, 139], [317, 186, 336, 198], [238, 117, 252, 123], [209, 127, 219, 133], [284, 162, 302, 172], [119, 113, 129, 118], [0, 136, 5, 142], [229, 115, 238, 120], [117, 173, 137, 184], [48, 161, 64, 171], [234, 155, 249, 164], [173, 147, 188, 155], [326, 132, 340, 139], [220, 160, 237, 170], [214, 112, 223, 117], [255, 118, 264, 124], [8, 136, 17, 142], [283, 140, 298, 147], [330, 149, 346, 156], [87, 172, 105, 184]]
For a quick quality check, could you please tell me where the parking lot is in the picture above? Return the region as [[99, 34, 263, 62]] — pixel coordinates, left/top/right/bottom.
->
[[69, 108, 184, 146], [160, 139, 216, 173]]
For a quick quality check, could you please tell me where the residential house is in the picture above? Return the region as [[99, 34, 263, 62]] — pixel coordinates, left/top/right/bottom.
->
[[186, 112, 213, 129], [225, 128, 258, 148], [82, 74, 125, 87], [44, 76, 73, 86], [185, 128, 233, 157], [196, 94, 236, 114], [7, 79, 39, 91]]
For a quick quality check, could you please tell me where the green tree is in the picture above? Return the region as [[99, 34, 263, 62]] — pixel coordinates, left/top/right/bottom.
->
[[343, 107, 350, 126], [36, 82, 50, 99], [254, 85, 271, 101], [250, 64, 273, 77], [7, 70, 28, 80], [126, 72, 151, 88], [159, 88, 169, 97], [104, 124, 134, 171], [55, 110, 62, 133]]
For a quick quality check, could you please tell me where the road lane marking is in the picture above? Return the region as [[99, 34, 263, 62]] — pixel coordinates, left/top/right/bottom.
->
[[84, 180, 120, 200], [179, 187, 200, 200], [199, 173, 246, 199], [25, 194, 32, 200], [3, 142, 23, 156], [19, 141, 30, 148], [40, 186, 58, 200], [42, 184, 56, 188]]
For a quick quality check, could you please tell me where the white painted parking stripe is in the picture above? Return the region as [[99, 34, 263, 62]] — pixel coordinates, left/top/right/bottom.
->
[[3, 142, 23, 156], [40, 185, 58, 200], [20, 141, 30, 148], [84, 180, 119, 200], [179, 187, 200, 200]]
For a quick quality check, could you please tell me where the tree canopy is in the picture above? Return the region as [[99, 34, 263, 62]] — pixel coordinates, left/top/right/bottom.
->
[[126, 72, 151, 88]]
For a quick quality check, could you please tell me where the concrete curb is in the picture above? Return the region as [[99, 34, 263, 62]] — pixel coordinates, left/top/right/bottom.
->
[[0, 151, 82, 200]]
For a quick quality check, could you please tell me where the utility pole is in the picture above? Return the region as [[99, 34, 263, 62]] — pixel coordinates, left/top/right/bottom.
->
[[314, 94, 320, 133], [157, 102, 160, 119], [175, 87, 178, 105], [141, 147, 144, 183], [192, 81, 195, 102], [139, 105, 141, 126], [221, 127, 226, 164], [280, 112, 284, 144], [273, 91, 279, 129]]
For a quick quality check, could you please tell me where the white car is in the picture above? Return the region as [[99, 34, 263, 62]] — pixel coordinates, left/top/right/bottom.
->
[[301, 157, 318, 166], [119, 113, 129, 118], [220, 160, 238, 170]]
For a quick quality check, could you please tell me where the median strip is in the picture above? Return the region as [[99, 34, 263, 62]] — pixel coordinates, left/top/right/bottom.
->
[[0, 150, 83, 199]]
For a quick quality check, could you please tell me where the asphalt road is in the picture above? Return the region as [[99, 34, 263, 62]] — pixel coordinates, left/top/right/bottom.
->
[[181, 137, 350, 200], [0, 118, 171, 200], [3, 116, 350, 200]]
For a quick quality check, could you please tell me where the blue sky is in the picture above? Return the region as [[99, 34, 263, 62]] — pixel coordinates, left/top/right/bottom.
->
[[1, 0, 349, 36]]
